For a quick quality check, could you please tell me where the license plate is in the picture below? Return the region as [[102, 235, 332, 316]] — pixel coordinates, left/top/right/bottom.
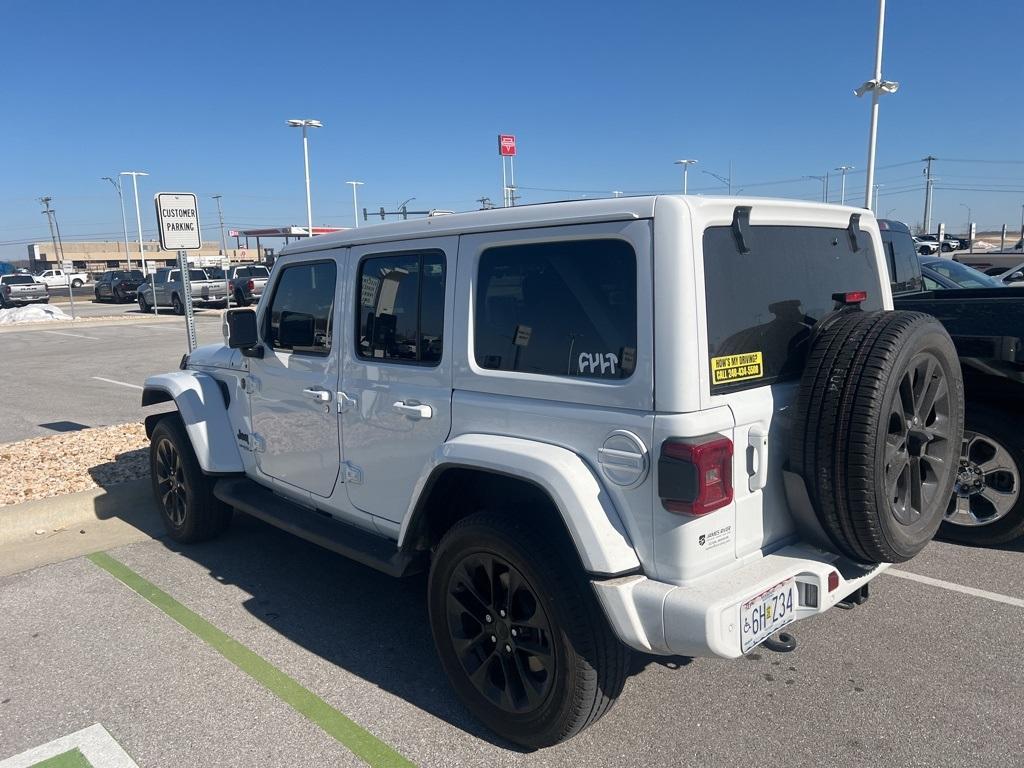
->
[[740, 578, 797, 653]]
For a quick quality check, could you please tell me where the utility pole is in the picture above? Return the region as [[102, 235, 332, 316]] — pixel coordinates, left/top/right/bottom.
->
[[38, 197, 75, 317], [345, 181, 364, 228], [805, 175, 827, 202], [855, 0, 899, 209], [476, 196, 495, 210], [835, 165, 854, 205], [38, 197, 60, 269], [102, 177, 132, 269], [211, 195, 227, 254], [922, 155, 936, 233]]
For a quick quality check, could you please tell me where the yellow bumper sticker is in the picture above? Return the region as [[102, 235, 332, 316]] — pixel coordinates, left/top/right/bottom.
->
[[711, 351, 764, 385]]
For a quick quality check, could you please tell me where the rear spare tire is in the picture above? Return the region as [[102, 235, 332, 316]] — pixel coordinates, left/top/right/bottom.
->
[[790, 309, 963, 563]]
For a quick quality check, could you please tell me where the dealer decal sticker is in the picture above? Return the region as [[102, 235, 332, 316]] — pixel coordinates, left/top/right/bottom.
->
[[711, 351, 763, 385]]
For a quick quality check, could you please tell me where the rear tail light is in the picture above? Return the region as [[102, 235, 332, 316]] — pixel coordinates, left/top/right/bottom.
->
[[658, 435, 733, 515], [228, 280, 234, 291], [832, 290, 867, 305], [2, 285, 10, 295], [247, 279, 255, 291], [827, 571, 840, 593]]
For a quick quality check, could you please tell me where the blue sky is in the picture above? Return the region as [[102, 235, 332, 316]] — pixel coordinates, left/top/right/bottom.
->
[[1, 0, 1022, 261]]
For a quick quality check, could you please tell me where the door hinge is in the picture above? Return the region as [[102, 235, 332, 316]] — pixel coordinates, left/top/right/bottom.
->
[[342, 461, 363, 484], [250, 432, 266, 453], [337, 391, 357, 413]]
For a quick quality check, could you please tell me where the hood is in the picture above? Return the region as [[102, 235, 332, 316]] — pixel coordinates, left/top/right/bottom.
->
[[186, 342, 245, 371]]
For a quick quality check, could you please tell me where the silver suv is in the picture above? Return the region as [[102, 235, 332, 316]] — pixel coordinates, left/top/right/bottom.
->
[[142, 197, 963, 747]]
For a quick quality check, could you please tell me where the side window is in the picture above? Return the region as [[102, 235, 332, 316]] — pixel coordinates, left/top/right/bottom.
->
[[884, 232, 923, 294], [266, 261, 337, 354], [357, 250, 445, 364], [923, 276, 942, 291], [474, 239, 637, 379]]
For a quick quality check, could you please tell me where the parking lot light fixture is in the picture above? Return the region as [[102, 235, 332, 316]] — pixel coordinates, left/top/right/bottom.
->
[[287, 119, 323, 238], [674, 159, 698, 194], [102, 177, 132, 270], [834, 165, 854, 205], [855, 0, 899, 209], [119, 171, 149, 273], [346, 181, 364, 228]]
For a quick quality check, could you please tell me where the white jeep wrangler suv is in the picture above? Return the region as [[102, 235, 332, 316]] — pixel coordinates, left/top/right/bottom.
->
[[142, 196, 963, 747]]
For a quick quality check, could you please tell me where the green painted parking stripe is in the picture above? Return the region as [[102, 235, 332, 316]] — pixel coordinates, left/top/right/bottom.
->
[[31, 750, 92, 768], [87, 552, 415, 768]]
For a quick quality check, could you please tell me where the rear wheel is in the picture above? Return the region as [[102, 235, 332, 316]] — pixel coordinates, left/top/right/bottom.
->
[[94, 288, 102, 303], [149, 415, 232, 543], [939, 406, 1024, 545], [114, 286, 126, 303], [791, 310, 964, 563], [428, 511, 628, 748], [71, 278, 83, 288]]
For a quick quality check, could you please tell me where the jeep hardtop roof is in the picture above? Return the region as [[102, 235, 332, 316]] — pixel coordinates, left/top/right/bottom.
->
[[280, 195, 873, 257]]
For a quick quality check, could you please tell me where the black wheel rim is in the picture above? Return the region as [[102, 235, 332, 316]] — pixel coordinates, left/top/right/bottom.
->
[[945, 431, 1020, 527], [155, 438, 187, 527], [884, 352, 956, 525], [446, 552, 555, 715]]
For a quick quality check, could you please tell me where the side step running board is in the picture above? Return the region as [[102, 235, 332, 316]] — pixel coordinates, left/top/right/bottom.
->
[[213, 477, 426, 578]]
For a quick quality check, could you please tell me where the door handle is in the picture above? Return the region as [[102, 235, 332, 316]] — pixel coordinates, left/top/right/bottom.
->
[[393, 401, 433, 420], [748, 427, 769, 492], [302, 388, 332, 402]]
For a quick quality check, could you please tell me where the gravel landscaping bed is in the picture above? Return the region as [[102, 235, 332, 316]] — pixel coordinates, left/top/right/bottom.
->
[[0, 423, 149, 506]]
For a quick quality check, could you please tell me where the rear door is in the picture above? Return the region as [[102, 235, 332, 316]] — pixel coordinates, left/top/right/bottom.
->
[[340, 237, 456, 521], [696, 211, 887, 558], [249, 257, 341, 498]]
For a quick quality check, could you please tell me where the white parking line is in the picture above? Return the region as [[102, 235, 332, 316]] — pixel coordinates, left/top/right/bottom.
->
[[886, 568, 1024, 609], [42, 330, 100, 340], [91, 376, 144, 391]]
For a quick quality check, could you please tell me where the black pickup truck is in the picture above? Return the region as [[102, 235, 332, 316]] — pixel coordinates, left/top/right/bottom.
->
[[879, 219, 1024, 545]]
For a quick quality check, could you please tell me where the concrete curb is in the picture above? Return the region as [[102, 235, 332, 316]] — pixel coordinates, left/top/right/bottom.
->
[[0, 478, 154, 544]]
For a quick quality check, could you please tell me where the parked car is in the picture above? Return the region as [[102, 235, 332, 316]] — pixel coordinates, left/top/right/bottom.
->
[[36, 268, 89, 289], [136, 267, 228, 314], [918, 233, 960, 252], [913, 236, 940, 256], [226, 264, 271, 306], [880, 218, 1024, 545], [919, 258, 1007, 290], [143, 198, 964, 747], [94, 269, 145, 303], [0, 274, 48, 307], [983, 262, 1024, 287]]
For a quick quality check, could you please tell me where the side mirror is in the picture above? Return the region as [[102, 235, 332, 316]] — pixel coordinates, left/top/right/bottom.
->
[[278, 310, 316, 348], [226, 308, 259, 350], [1009, 271, 1024, 281]]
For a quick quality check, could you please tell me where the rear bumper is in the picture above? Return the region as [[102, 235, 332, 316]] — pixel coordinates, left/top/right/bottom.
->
[[592, 544, 887, 659]]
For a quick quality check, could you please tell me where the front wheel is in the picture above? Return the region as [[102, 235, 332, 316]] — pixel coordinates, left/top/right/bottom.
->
[[138, 293, 152, 313], [940, 406, 1024, 546], [149, 415, 232, 543], [172, 294, 184, 315], [428, 511, 628, 748]]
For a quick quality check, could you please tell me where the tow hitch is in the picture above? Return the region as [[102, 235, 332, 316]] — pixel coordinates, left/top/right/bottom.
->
[[837, 583, 870, 610]]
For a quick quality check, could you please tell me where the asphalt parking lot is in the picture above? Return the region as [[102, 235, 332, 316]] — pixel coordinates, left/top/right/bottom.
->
[[0, 315, 223, 442], [1, 511, 1021, 768]]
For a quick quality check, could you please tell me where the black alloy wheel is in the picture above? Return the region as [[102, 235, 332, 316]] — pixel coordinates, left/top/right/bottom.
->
[[154, 437, 187, 529], [445, 552, 556, 714], [884, 351, 958, 526]]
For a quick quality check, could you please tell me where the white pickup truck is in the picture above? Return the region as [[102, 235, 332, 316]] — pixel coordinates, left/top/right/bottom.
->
[[36, 268, 89, 288]]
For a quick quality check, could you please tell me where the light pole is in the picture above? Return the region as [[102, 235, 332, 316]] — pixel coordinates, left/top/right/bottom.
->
[[674, 159, 698, 194], [701, 168, 732, 194], [835, 165, 854, 205], [211, 194, 227, 254], [873, 183, 884, 212], [287, 119, 323, 238], [805, 175, 827, 203], [120, 171, 149, 274], [102, 176, 132, 269], [855, 0, 899, 209], [346, 181, 364, 228]]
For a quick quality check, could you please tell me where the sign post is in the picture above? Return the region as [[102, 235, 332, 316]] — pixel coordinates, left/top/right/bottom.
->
[[498, 134, 517, 207], [154, 192, 202, 351]]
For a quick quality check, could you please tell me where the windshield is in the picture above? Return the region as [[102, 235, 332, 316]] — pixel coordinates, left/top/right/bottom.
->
[[2, 275, 36, 285], [924, 260, 1005, 289], [127, 270, 144, 280], [205, 267, 225, 279]]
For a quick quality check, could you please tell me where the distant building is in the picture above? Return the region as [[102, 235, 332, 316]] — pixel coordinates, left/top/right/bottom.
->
[[27, 240, 263, 276]]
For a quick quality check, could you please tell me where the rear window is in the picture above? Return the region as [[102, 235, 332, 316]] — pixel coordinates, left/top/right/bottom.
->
[[703, 224, 882, 392], [475, 239, 637, 379], [249, 266, 270, 277], [3, 275, 35, 285]]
